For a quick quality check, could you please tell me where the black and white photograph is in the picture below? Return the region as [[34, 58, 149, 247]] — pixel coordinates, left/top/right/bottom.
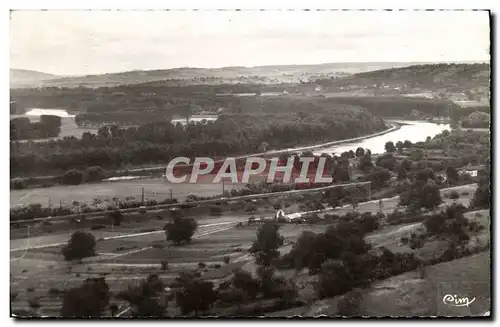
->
[[8, 8, 491, 318]]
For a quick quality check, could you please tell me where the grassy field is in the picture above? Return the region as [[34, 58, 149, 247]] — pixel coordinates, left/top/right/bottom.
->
[[9, 183, 484, 317], [10, 179, 242, 207], [271, 251, 490, 317]]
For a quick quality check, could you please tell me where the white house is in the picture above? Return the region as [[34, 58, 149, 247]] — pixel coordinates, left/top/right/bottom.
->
[[275, 209, 303, 222]]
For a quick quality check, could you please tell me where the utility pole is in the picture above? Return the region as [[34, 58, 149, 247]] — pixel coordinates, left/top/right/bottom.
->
[[141, 187, 145, 205], [170, 189, 173, 201], [222, 179, 225, 196]]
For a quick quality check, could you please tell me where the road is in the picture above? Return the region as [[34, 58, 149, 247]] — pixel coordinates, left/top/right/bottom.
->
[[11, 181, 372, 225]]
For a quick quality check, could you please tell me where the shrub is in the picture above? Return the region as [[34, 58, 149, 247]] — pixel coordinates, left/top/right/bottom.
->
[[91, 224, 106, 230], [209, 206, 223, 216], [109, 210, 124, 226], [60, 169, 85, 185], [84, 166, 107, 182], [11, 178, 27, 190], [223, 255, 230, 264]]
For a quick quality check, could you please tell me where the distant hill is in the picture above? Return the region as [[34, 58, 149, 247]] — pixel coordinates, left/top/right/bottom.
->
[[10, 69, 60, 88], [10, 62, 424, 89], [316, 63, 490, 91]]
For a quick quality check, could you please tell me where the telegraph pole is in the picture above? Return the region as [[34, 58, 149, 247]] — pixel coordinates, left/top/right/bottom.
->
[[141, 187, 145, 205], [170, 189, 173, 201]]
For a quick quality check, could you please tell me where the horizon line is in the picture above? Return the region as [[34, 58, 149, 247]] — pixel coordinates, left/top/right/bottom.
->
[[10, 60, 490, 78]]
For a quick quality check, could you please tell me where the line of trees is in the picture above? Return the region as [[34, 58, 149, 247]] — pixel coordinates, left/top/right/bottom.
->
[[10, 115, 62, 140], [11, 110, 386, 176]]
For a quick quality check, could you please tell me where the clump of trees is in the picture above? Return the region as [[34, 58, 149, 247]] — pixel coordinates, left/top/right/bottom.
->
[[117, 274, 167, 317], [62, 231, 96, 261], [471, 164, 490, 209], [60, 277, 110, 317], [10, 115, 62, 140], [11, 105, 386, 176], [172, 271, 217, 316], [460, 111, 490, 129], [250, 222, 284, 267], [399, 180, 443, 214]]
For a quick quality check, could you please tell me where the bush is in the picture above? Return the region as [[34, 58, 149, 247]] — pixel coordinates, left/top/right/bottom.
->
[[11, 178, 27, 190], [61, 277, 110, 317], [109, 210, 124, 226], [209, 206, 223, 216], [450, 191, 460, 200], [223, 255, 230, 264], [60, 169, 85, 185], [84, 166, 107, 182], [91, 224, 106, 230], [337, 289, 363, 316]]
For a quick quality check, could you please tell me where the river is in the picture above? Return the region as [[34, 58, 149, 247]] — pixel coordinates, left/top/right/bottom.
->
[[313, 120, 450, 156]]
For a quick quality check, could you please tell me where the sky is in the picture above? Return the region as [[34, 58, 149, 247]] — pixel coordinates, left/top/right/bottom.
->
[[10, 10, 491, 76]]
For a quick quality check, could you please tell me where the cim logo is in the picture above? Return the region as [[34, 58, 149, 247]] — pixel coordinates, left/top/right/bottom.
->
[[442, 294, 476, 308]]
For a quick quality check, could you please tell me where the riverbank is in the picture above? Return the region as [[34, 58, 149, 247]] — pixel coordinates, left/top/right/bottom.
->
[[11, 123, 398, 188]]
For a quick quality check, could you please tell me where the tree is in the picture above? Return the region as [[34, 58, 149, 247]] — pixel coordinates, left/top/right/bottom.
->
[[409, 149, 424, 161], [395, 141, 404, 153], [117, 274, 167, 317], [376, 153, 397, 171], [355, 147, 365, 157], [164, 217, 198, 245], [174, 272, 217, 316], [40, 115, 62, 137], [316, 259, 352, 299], [358, 153, 374, 172], [62, 231, 96, 261], [385, 141, 396, 153], [399, 179, 442, 213], [60, 169, 85, 185], [471, 167, 490, 209], [450, 191, 460, 202], [288, 231, 319, 270], [109, 210, 124, 226], [368, 167, 391, 188], [337, 289, 363, 316], [421, 181, 443, 211], [250, 222, 284, 267], [231, 268, 260, 300], [446, 166, 459, 185], [397, 159, 412, 180], [60, 278, 110, 317]]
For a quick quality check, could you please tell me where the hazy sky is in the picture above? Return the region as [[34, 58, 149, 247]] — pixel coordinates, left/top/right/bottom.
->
[[10, 10, 490, 76]]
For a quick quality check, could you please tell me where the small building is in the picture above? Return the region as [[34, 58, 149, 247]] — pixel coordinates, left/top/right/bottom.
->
[[460, 170, 478, 177], [275, 209, 303, 222]]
